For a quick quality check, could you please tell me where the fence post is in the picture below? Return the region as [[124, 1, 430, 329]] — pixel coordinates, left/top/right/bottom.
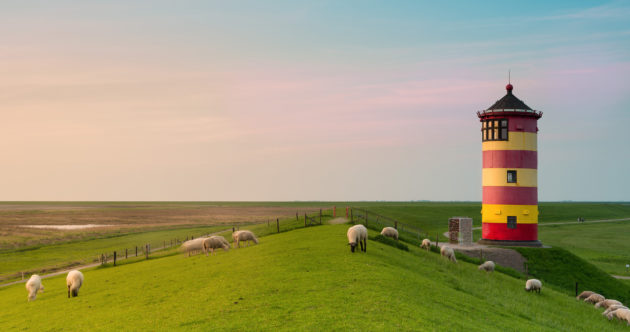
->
[[21, 272, 24, 280], [350, 209, 353, 223], [436, 233, 439, 248], [319, 209, 322, 224], [145, 244, 149, 260], [135, 246, 138, 257], [267, 219, 269, 227], [114, 251, 117, 266], [304, 214, 307, 227], [125, 248, 128, 259], [276, 218, 279, 233], [394, 221, 398, 229], [479, 249, 483, 262], [296, 211, 298, 221], [366, 211, 368, 227]]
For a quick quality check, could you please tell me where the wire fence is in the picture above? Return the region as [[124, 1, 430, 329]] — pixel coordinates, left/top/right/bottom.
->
[[350, 207, 432, 245]]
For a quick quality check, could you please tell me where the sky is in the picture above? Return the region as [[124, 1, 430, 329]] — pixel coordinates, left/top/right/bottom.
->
[[1, 0, 629, 201]]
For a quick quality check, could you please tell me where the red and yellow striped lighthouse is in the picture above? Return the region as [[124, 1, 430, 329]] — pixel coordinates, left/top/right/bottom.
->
[[477, 83, 543, 246]]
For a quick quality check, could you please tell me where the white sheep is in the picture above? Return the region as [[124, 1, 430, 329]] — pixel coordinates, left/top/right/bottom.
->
[[603, 305, 628, 319], [347, 224, 367, 253], [202, 236, 230, 256], [181, 237, 207, 256], [584, 293, 605, 304], [611, 308, 630, 325], [420, 239, 431, 251], [525, 279, 542, 293], [576, 290, 594, 300], [595, 299, 622, 309], [478, 261, 495, 272], [66, 270, 84, 298], [232, 230, 258, 248], [380, 227, 398, 240], [25, 274, 44, 302], [440, 246, 457, 263]]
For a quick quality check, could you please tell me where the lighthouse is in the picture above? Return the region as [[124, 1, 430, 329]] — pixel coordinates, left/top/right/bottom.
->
[[477, 83, 543, 246]]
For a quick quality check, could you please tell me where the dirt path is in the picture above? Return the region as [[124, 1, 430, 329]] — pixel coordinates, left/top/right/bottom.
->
[[613, 275, 630, 280], [0, 228, 231, 288], [327, 218, 349, 225]]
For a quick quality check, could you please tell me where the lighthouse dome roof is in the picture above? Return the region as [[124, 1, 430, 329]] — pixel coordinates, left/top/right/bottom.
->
[[486, 84, 532, 111]]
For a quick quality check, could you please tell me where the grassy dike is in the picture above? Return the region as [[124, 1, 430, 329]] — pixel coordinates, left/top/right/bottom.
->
[[0, 224, 626, 331]]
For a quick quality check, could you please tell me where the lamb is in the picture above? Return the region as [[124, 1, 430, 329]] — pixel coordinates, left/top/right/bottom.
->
[[603, 305, 628, 319], [584, 293, 605, 304], [440, 246, 457, 263], [232, 230, 258, 248], [66, 270, 84, 298], [347, 224, 367, 253], [420, 239, 431, 251], [380, 227, 398, 240], [202, 236, 230, 256], [525, 279, 542, 293], [576, 290, 594, 300], [25, 274, 44, 302], [478, 261, 495, 272], [181, 237, 207, 256], [595, 299, 622, 309]]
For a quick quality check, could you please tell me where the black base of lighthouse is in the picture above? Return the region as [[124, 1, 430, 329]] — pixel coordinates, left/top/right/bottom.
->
[[477, 239, 543, 247]]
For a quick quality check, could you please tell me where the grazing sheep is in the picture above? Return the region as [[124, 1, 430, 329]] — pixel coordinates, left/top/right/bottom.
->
[[584, 293, 605, 304], [611, 308, 630, 325], [525, 279, 542, 293], [25, 274, 44, 302], [347, 224, 367, 253], [232, 230, 259, 248], [603, 305, 628, 319], [202, 236, 230, 256], [66, 270, 84, 298], [576, 290, 595, 300], [595, 299, 622, 309], [420, 239, 431, 251], [181, 237, 207, 256], [478, 261, 495, 272], [440, 246, 457, 263], [380, 227, 398, 240]]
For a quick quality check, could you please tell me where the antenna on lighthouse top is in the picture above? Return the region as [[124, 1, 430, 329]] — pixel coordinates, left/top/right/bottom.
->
[[508, 69, 511, 84]]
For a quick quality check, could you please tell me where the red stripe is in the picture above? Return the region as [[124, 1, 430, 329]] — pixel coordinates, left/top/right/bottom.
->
[[479, 116, 538, 133], [482, 186, 538, 205], [482, 222, 538, 241], [483, 150, 537, 169]]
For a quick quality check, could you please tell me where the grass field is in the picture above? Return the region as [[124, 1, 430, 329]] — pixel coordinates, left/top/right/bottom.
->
[[538, 221, 630, 277], [0, 224, 626, 331]]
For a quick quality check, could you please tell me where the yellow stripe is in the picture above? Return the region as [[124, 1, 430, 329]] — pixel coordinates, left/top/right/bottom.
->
[[482, 132, 537, 151], [482, 204, 538, 224], [482, 168, 537, 187]]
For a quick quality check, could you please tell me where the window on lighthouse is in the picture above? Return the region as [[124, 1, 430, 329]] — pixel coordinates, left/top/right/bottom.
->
[[482, 119, 508, 141], [507, 170, 517, 183], [507, 216, 517, 229]]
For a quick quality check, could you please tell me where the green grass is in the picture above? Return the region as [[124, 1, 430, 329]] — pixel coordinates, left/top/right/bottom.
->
[[513, 247, 630, 304], [370, 235, 409, 251], [351, 202, 630, 240], [0, 224, 626, 331], [0, 212, 334, 283], [538, 221, 630, 276]]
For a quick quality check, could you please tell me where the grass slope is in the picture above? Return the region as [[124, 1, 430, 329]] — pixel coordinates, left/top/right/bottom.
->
[[514, 247, 630, 304], [0, 225, 626, 331], [538, 221, 630, 276]]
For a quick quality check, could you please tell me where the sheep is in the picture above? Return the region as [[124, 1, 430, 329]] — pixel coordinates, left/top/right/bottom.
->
[[347, 224, 367, 253], [232, 230, 258, 248], [576, 290, 594, 300], [584, 293, 605, 304], [603, 305, 628, 319], [440, 246, 457, 263], [202, 236, 230, 256], [478, 261, 495, 272], [66, 270, 84, 298], [595, 299, 622, 309], [611, 308, 630, 325], [25, 274, 44, 302], [525, 279, 542, 293], [380, 227, 398, 240], [180, 237, 207, 256], [420, 239, 431, 251]]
